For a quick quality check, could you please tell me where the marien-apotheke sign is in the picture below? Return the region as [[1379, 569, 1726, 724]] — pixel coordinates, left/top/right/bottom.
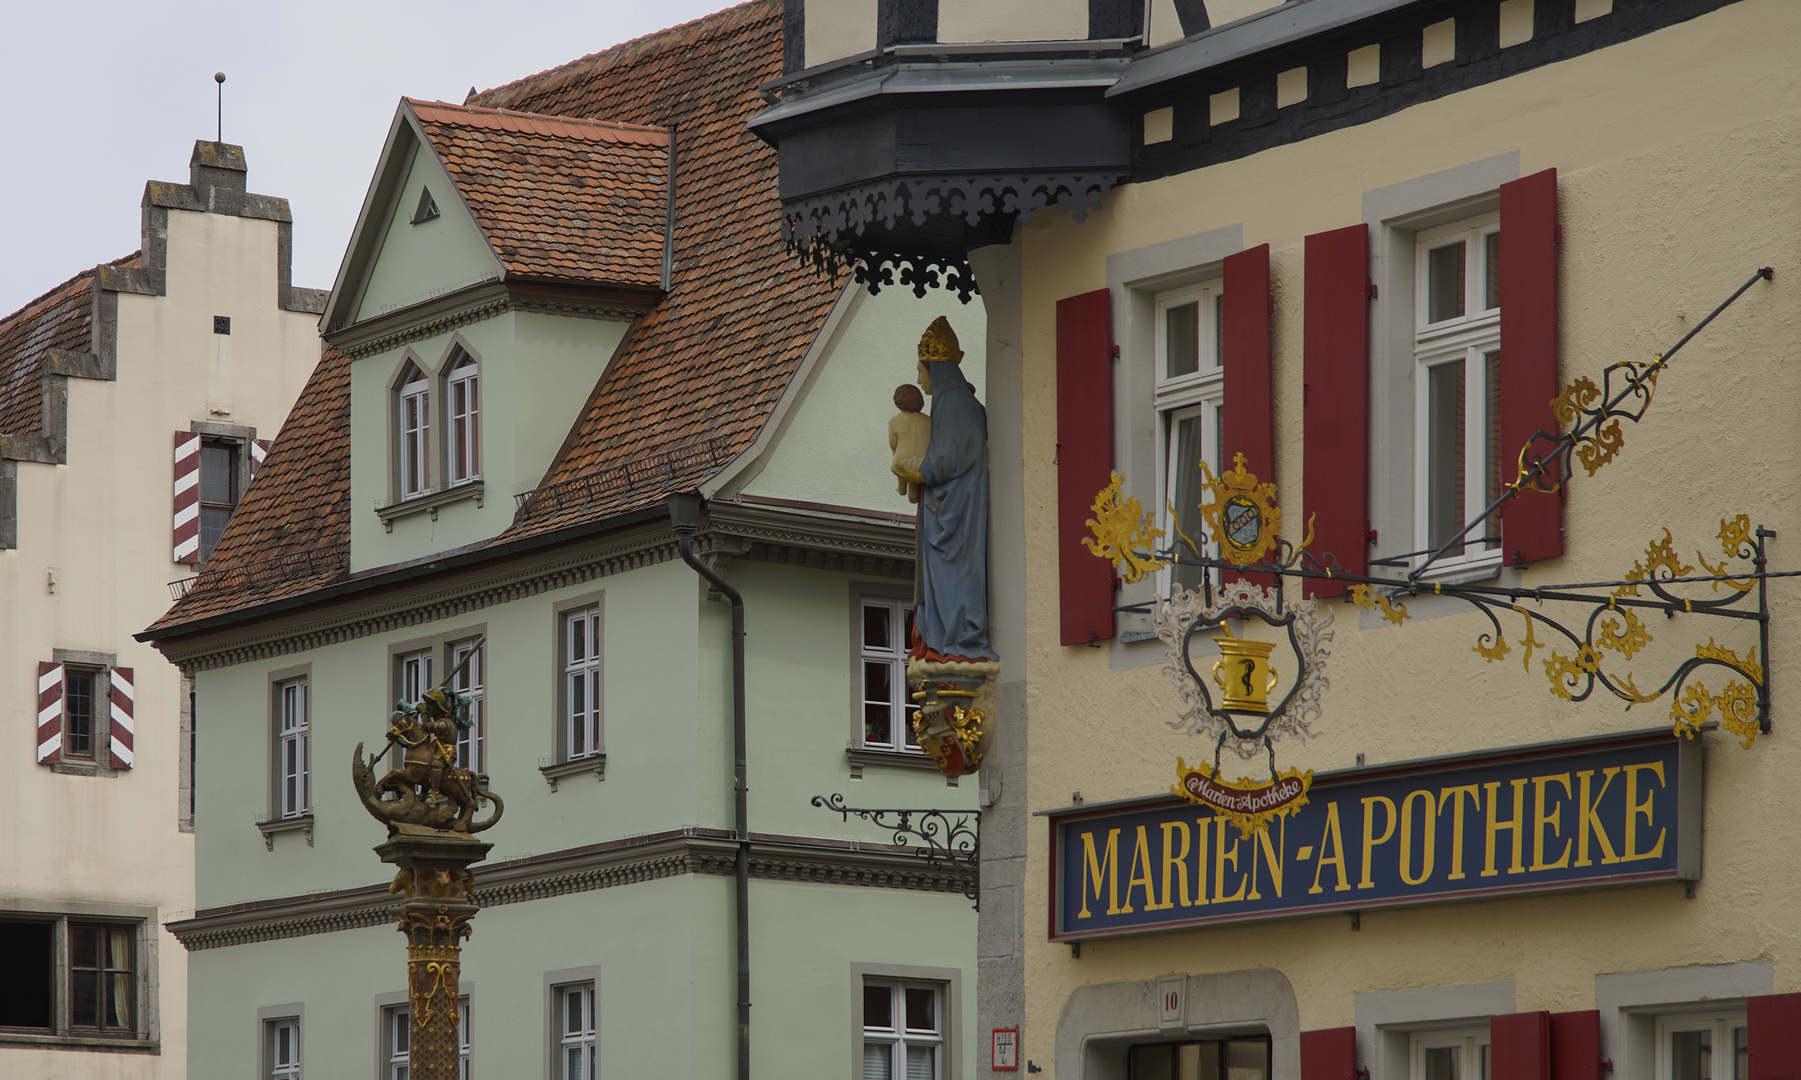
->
[[1046, 729, 1701, 941]]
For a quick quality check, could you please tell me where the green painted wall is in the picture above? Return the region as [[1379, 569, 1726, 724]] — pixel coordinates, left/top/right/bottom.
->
[[741, 288, 986, 513], [354, 139, 499, 324]]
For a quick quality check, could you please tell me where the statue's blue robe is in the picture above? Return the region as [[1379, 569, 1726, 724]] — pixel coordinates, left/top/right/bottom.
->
[[916, 361, 997, 661]]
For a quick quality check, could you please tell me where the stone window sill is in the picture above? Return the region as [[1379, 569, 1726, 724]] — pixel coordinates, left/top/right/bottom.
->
[[376, 481, 483, 531], [0, 1032, 159, 1053], [49, 758, 118, 778], [847, 747, 955, 784], [256, 814, 314, 850], [540, 754, 606, 791]]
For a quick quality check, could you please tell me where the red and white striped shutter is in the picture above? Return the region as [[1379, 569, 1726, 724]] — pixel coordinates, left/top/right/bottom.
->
[[250, 438, 271, 481], [36, 661, 64, 764], [173, 432, 201, 563], [108, 667, 135, 770]]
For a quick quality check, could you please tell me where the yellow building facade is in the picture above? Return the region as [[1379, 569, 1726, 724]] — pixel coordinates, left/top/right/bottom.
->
[[755, 0, 1799, 1076]]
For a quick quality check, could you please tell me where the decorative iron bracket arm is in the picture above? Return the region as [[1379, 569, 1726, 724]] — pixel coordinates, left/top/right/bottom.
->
[[811, 794, 980, 908]]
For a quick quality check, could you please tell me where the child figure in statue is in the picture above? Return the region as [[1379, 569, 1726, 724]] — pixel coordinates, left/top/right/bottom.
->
[[889, 383, 931, 504]]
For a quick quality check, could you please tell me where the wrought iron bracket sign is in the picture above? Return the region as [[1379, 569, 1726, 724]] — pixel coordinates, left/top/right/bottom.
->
[[1044, 728, 1702, 941], [811, 793, 979, 907]]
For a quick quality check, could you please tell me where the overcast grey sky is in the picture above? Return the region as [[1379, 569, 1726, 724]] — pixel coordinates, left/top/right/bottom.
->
[[0, 0, 734, 316]]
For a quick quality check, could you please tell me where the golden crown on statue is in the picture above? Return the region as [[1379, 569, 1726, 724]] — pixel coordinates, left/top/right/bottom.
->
[[918, 316, 964, 365]]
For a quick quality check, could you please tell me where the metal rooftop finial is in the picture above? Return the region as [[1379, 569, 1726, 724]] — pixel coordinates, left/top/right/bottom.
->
[[214, 72, 225, 143]]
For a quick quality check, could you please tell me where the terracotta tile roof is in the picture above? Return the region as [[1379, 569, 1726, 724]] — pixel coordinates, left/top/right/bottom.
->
[[408, 98, 670, 289], [474, 0, 847, 538], [145, 0, 850, 635], [146, 346, 352, 630], [0, 253, 137, 435]]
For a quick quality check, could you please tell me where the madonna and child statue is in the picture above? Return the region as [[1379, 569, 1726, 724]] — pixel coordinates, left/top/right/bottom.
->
[[889, 316, 999, 776]]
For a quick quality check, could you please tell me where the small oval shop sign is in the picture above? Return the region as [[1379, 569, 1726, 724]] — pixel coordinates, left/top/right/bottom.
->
[[1046, 729, 1701, 941]]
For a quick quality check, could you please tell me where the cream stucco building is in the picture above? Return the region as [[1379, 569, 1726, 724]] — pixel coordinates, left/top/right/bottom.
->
[[755, 0, 1801, 1077], [0, 141, 322, 1077]]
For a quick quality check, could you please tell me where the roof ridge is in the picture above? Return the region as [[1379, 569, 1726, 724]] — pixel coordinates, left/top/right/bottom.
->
[[406, 98, 667, 135], [470, 0, 766, 106]]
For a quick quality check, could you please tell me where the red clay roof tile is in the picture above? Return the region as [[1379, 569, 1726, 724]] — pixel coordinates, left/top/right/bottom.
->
[[0, 253, 138, 436]]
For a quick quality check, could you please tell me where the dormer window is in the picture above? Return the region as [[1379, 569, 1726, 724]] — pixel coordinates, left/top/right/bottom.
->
[[398, 362, 431, 500], [447, 351, 480, 485]]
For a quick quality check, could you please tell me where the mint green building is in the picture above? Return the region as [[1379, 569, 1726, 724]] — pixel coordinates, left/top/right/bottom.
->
[[141, 8, 982, 1077]]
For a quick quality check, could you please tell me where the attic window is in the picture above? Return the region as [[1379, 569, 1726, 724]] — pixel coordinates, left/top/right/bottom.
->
[[411, 187, 440, 225]]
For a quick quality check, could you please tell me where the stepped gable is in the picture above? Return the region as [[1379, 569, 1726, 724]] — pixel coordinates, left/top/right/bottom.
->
[[473, 0, 848, 538], [0, 253, 138, 436], [408, 100, 670, 290]]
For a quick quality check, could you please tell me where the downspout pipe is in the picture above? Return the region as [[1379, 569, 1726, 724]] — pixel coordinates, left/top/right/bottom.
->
[[669, 492, 748, 1080]]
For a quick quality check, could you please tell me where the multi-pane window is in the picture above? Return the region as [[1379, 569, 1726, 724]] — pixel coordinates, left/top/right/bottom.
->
[[564, 607, 602, 761], [1655, 1012, 1748, 1080], [861, 600, 919, 752], [386, 998, 472, 1080], [269, 1017, 301, 1079], [62, 666, 99, 760], [862, 980, 943, 1080], [1155, 283, 1225, 594], [1413, 215, 1502, 569], [451, 639, 485, 772], [399, 649, 434, 706], [0, 917, 138, 1037], [1410, 1027, 1491, 1080], [448, 353, 480, 486], [277, 678, 310, 819], [557, 983, 596, 1080], [1127, 1037, 1272, 1080], [198, 438, 239, 561], [399, 363, 431, 500]]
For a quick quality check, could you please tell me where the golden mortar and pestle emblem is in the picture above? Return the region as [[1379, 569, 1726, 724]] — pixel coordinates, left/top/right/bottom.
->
[[1211, 635, 1279, 713]]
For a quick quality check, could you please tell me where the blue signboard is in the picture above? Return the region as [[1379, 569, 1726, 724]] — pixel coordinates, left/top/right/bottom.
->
[[1047, 730, 1702, 940]]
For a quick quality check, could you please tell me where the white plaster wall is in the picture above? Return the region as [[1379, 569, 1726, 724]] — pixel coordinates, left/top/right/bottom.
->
[[806, 0, 877, 69], [0, 205, 319, 1079], [736, 285, 986, 512], [1004, 0, 1801, 1065], [937, 0, 1089, 44]]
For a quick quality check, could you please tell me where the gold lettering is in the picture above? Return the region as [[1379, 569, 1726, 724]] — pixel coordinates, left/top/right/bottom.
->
[[1530, 773, 1573, 871], [1308, 802, 1353, 894], [1359, 796, 1398, 889], [1574, 768, 1621, 867], [1126, 826, 1158, 912], [1439, 785, 1481, 880], [1399, 789, 1437, 886], [1214, 819, 1248, 903], [1079, 828, 1122, 918], [1194, 818, 1211, 906], [1248, 816, 1285, 901], [1622, 761, 1668, 862], [1482, 778, 1529, 877], [1159, 821, 1192, 908]]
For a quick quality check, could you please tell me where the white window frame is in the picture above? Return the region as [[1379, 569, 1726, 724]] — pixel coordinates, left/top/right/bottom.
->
[[555, 983, 595, 1080], [859, 598, 919, 753], [1653, 1010, 1747, 1080], [1153, 281, 1225, 596], [385, 997, 471, 1080], [451, 639, 485, 773], [1409, 1025, 1491, 1080], [564, 607, 602, 763], [862, 979, 944, 1080], [398, 649, 434, 707], [399, 367, 432, 500], [447, 354, 480, 487], [277, 678, 310, 819], [1411, 213, 1503, 579], [269, 1016, 302, 1080]]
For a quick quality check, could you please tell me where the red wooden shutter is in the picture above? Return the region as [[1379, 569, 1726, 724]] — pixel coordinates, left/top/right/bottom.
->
[[1299, 1027, 1357, 1080], [1498, 168, 1564, 565], [108, 667, 135, 770], [173, 431, 201, 563], [250, 437, 271, 481], [36, 661, 64, 764], [1492, 1011, 1552, 1080], [1223, 244, 1276, 589], [1057, 289, 1117, 646], [1549, 1010, 1600, 1080], [1302, 224, 1370, 598], [1748, 993, 1801, 1079]]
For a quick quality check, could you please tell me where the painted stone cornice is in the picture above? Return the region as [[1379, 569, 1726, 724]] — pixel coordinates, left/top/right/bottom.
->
[[327, 279, 656, 361], [166, 828, 966, 951]]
